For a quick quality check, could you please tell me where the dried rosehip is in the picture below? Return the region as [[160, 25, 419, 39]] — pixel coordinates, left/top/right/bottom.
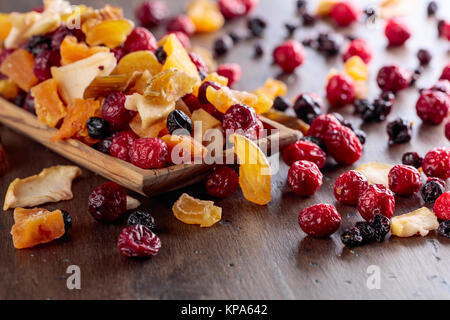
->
[[298, 204, 341, 237], [388, 165, 421, 196], [326, 73, 356, 108], [110, 130, 138, 162], [433, 192, 450, 220], [293, 93, 324, 124], [283, 140, 326, 168], [217, 63, 242, 87], [358, 184, 395, 221], [421, 178, 445, 203], [87, 117, 110, 140], [386, 118, 413, 144], [329, 0, 361, 27], [385, 17, 411, 46], [376, 65, 411, 93], [334, 170, 368, 205], [167, 110, 192, 135], [127, 210, 156, 231], [166, 15, 195, 36], [288, 160, 323, 197], [102, 92, 135, 131], [88, 182, 127, 223], [118, 225, 161, 258], [136, 0, 168, 27], [402, 152, 423, 168], [415, 90, 449, 125], [128, 138, 168, 169], [323, 125, 362, 165], [422, 147, 450, 180], [205, 166, 239, 198], [273, 40, 305, 73], [124, 28, 157, 53], [222, 104, 262, 140], [342, 38, 372, 64]]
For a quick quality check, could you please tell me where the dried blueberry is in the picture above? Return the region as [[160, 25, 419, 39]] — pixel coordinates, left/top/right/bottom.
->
[[273, 96, 290, 111], [284, 23, 297, 37], [61, 210, 72, 233], [341, 227, 364, 247], [370, 214, 391, 242], [316, 32, 342, 57], [94, 136, 113, 154], [167, 110, 192, 135], [302, 13, 316, 26], [417, 49, 432, 66], [421, 180, 444, 203], [293, 93, 323, 124], [296, 0, 307, 13], [213, 34, 234, 56], [87, 117, 110, 140], [437, 220, 450, 238], [155, 46, 167, 64], [354, 129, 366, 145], [228, 31, 243, 44], [362, 97, 393, 122], [386, 118, 413, 144], [427, 1, 438, 16], [354, 99, 371, 114], [25, 35, 52, 56], [127, 210, 156, 231], [253, 43, 264, 57], [402, 152, 423, 168], [355, 221, 376, 243], [247, 17, 267, 37], [363, 7, 377, 22]]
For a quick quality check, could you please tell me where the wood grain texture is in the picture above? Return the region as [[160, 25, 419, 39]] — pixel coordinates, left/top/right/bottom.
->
[[0, 0, 449, 300]]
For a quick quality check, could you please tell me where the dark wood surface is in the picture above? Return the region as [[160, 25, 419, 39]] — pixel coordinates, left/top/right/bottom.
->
[[0, 0, 449, 300]]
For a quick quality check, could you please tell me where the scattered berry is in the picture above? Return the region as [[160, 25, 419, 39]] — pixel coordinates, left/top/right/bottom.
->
[[118, 225, 161, 258], [188, 52, 208, 75], [94, 136, 113, 155], [370, 214, 391, 242], [222, 104, 262, 140], [358, 184, 395, 221], [354, 129, 366, 145], [376, 65, 411, 93], [213, 34, 234, 56], [342, 38, 372, 64], [355, 221, 376, 243], [288, 160, 323, 197], [111, 46, 127, 62], [359, 94, 394, 122], [427, 1, 438, 16], [324, 125, 362, 165], [167, 110, 192, 135], [298, 204, 341, 237], [128, 138, 168, 169], [302, 13, 316, 26], [384, 17, 411, 46], [283, 140, 327, 168], [61, 210, 72, 233], [87, 117, 110, 140], [217, 63, 242, 87], [273, 96, 290, 111], [307, 114, 341, 140], [422, 147, 450, 180], [247, 17, 267, 37], [127, 210, 156, 231], [205, 166, 239, 198], [440, 64, 450, 81], [417, 49, 432, 66], [433, 192, 450, 220], [242, 0, 259, 14], [124, 28, 157, 53], [24, 35, 52, 56], [51, 26, 85, 50], [102, 92, 135, 131], [88, 182, 127, 223], [416, 90, 449, 125], [293, 93, 324, 124], [402, 152, 423, 168], [388, 165, 421, 196], [218, 0, 246, 20], [437, 220, 450, 238], [316, 32, 343, 57], [273, 40, 305, 73], [386, 118, 413, 144], [329, 0, 361, 27], [166, 15, 195, 36], [110, 130, 138, 162], [334, 170, 369, 205], [341, 227, 364, 247], [421, 178, 445, 203], [300, 136, 326, 151], [429, 80, 450, 95], [136, 0, 168, 27], [326, 73, 356, 108], [154, 46, 167, 64]]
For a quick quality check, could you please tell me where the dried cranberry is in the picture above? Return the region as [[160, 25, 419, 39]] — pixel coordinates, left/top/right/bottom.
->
[[298, 204, 341, 237], [247, 17, 267, 37], [87, 117, 110, 140], [446, 121, 450, 141], [102, 92, 135, 131], [22, 92, 35, 114], [198, 81, 222, 105], [440, 64, 450, 81], [421, 178, 444, 203], [88, 182, 127, 223], [300, 136, 326, 151], [183, 93, 223, 120], [217, 63, 242, 87], [242, 0, 259, 14], [136, 0, 168, 27], [118, 225, 161, 258], [341, 227, 364, 247], [33, 50, 60, 82], [166, 110, 192, 135], [222, 104, 262, 140], [415, 90, 449, 125], [61, 210, 72, 233], [388, 165, 421, 196], [205, 166, 239, 198], [417, 49, 432, 66], [422, 147, 450, 180], [273, 40, 305, 73], [188, 52, 208, 76], [326, 73, 356, 107], [51, 26, 85, 50], [124, 28, 157, 53], [386, 118, 413, 144], [342, 38, 372, 64], [111, 46, 127, 62], [166, 15, 195, 36], [329, 0, 361, 27], [307, 114, 341, 140], [293, 93, 324, 124], [402, 152, 423, 168], [128, 138, 168, 169], [334, 170, 369, 205], [94, 136, 113, 154], [288, 160, 323, 197], [434, 192, 450, 220], [440, 21, 450, 41], [165, 31, 191, 49], [219, 0, 246, 20], [429, 80, 450, 95], [283, 140, 326, 168], [324, 125, 362, 165], [127, 210, 156, 231], [384, 17, 411, 46], [110, 130, 138, 162], [358, 184, 395, 221], [376, 65, 411, 93], [214, 35, 234, 56]]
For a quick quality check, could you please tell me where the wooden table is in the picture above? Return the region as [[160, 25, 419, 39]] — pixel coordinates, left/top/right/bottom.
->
[[0, 0, 449, 300]]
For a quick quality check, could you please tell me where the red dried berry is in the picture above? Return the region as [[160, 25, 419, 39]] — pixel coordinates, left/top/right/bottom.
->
[[429, 80, 450, 95], [334, 170, 368, 205], [433, 192, 450, 220], [88, 182, 127, 223], [445, 121, 450, 142], [440, 64, 450, 81], [326, 73, 356, 108], [283, 140, 326, 168], [166, 15, 195, 36], [298, 204, 341, 237], [422, 147, 450, 180], [118, 225, 161, 258], [329, 0, 361, 27], [288, 160, 323, 197], [217, 63, 242, 87], [388, 165, 421, 196], [440, 21, 450, 41], [222, 104, 262, 140], [376, 65, 411, 93], [219, 0, 246, 20], [384, 17, 411, 46], [307, 114, 341, 139], [110, 130, 138, 162], [0, 143, 8, 176], [273, 40, 305, 73], [342, 38, 372, 64], [242, 0, 259, 14], [415, 90, 449, 125], [128, 138, 168, 169], [136, 0, 168, 27], [102, 91, 135, 131], [111, 46, 127, 62], [165, 31, 191, 49], [51, 26, 85, 50], [324, 125, 362, 165], [358, 184, 395, 221], [198, 81, 222, 105], [183, 93, 223, 120], [188, 52, 208, 75], [33, 50, 60, 82], [205, 166, 239, 198], [124, 28, 157, 53]]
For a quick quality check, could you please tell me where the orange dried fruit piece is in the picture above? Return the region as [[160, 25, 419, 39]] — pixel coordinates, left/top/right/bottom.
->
[[192, 72, 228, 96], [60, 36, 109, 65], [31, 79, 67, 128], [230, 134, 271, 205], [172, 193, 222, 227], [130, 114, 167, 138], [253, 93, 274, 115], [205, 86, 258, 113], [344, 56, 368, 81], [144, 69, 197, 103], [0, 78, 19, 100], [85, 19, 134, 49], [162, 134, 206, 164], [0, 49, 38, 91], [51, 98, 101, 142], [253, 78, 287, 100], [114, 51, 161, 76], [11, 207, 65, 249], [187, 0, 224, 33], [0, 13, 12, 41]]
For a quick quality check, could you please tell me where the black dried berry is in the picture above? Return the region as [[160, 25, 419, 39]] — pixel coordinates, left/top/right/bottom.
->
[[167, 110, 192, 135], [409, 67, 423, 87], [354, 99, 371, 114], [363, 7, 377, 22], [253, 43, 264, 57], [301, 37, 315, 47], [300, 136, 326, 151], [421, 180, 444, 203], [25, 35, 52, 56], [87, 117, 110, 140], [362, 97, 393, 122], [273, 96, 290, 111], [316, 32, 342, 57], [296, 0, 307, 12], [293, 93, 323, 124], [155, 46, 167, 64], [380, 91, 395, 103], [61, 210, 72, 233], [127, 210, 156, 231], [94, 136, 113, 154], [370, 214, 391, 243], [302, 13, 316, 26], [213, 35, 233, 56], [402, 152, 423, 168], [355, 221, 376, 243], [247, 17, 267, 37], [417, 49, 432, 66], [387, 118, 413, 144], [13, 90, 27, 107], [22, 92, 35, 115], [341, 227, 364, 247], [437, 220, 450, 238], [427, 1, 438, 16], [354, 129, 366, 145], [228, 31, 243, 44], [284, 23, 297, 37]]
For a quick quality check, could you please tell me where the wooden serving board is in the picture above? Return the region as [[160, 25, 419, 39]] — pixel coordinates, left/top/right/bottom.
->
[[0, 97, 299, 196]]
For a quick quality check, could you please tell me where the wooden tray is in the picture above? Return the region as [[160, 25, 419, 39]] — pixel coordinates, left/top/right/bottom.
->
[[0, 97, 300, 196]]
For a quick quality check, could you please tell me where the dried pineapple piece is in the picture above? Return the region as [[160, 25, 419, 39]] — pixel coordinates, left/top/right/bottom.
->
[[192, 72, 228, 97], [125, 93, 175, 129], [344, 56, 368, 82], [356, 162, 394, 187], [187, 0, 224, 33], [31, 79, 67, 128], [85, 19, 134, 49], [391, 207, 439, 237], [162, 134, 206, 163], [191, 108, 221, 140], [173, 193, 222, 227], [144, 69, 197, 103], [206, 86, 258, 113], [253, 79, 287, 100], [129, 70, 152, 95], [3, 165, 82, 210]]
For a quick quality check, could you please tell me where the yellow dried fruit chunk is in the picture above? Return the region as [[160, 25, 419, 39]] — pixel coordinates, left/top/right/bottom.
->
[[230, 134, 271, 205], [253, 78, 287, 100], [172, 193, 222, 227], [144, 69, 197, 104], [0, 78, 19, 100], [391, 207, 439, 237], [206, 86, 258, 114], [191, 108, 221, 139], [187, 0, 224, 33], [192, 72, 228, 97], [85, 19, 134, 49], [356, 162, 394, 187], [253, 93, 274, 114], [0, 13, 12, 41], [316, 0, 339, 16], [114, 51, 161, 76], [344, 56, 368, 81]]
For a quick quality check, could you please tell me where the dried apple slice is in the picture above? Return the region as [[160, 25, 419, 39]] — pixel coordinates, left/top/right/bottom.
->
[[83, 72, 141, 99], [3, 165, 82, 210], [191, 108, 221, 140], [391, 207, 439, 237], [356, 162, 394, 187], [125, 93, 175, 129], [129, 114, 167, 138], [172, 193, 222, 227]]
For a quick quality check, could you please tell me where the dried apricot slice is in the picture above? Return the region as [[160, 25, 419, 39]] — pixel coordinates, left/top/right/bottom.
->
[[230, 134, 271, 205], [31, 79, 67, 128], [161, 134, 206, 164], [172, 193, 222, 227], [0, 78, 19, 100], [344, 56, 368, 81], [60, 36, 109, 65], [114, 51, 161, 76], [187, 0, 224, 33], [0, 49, 38, 91], [11, 207, 65, 249], [0, 13, 12, 41], [85, 19, 134, 49], [205, 86, 258, 113]]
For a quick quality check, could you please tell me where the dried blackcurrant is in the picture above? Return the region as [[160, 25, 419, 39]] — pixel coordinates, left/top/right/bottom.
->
[[87, 117, 111, 140], [341, 227, 364, 247], [167, 110, 192, 135], [386, 118, 413, 144], [370, 214, 391, 242], [421, 180, 444, 203], [437, 220, 450, 238], [273, 96, 290, 111], [127, 210, 156, 231], [247, 17, 267, 37], [402, 152, 423, 168], [61, 210, 72, 233]]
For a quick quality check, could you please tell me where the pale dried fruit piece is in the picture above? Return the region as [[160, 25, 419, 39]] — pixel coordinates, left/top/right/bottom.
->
[[0, 49, 38, 91], [11, 207, 65, 249], [0, 78, 19, 100], [114, 51, 161, 76], [125, 93, 175, 129], [144, 69, 196, 103], [60, 36, 109, 65], [191, 108, 221, 140], [129, 115, 167, 138], [80, 4, 123, 26], [172, 193, 222, 227], [84, 19, 133, 49], [379, 0, 417, 19], [162, 134, 206, 163], [3, 165, 82, 210], [206, 86, 258, 113], [253, 78, 287, 101], [391, 207, 439, 237], [230, 134, 271, 205], [354, 80, 369, 99], [356, 162, 394, 187], [0, 13, 12, 41], [129, 70, 153, 94], [51, 51, 117, 104], [126, 195, 141, 211], [253, 93, 274, 114], [316, 0, 339, 16], [31, 79, 67, 128], [262, 109, 309, 135], [344, 56, 368, 82], [187, 0, 224, 33], [84, 72, 141, 99], [60, 4, 90, 24]]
